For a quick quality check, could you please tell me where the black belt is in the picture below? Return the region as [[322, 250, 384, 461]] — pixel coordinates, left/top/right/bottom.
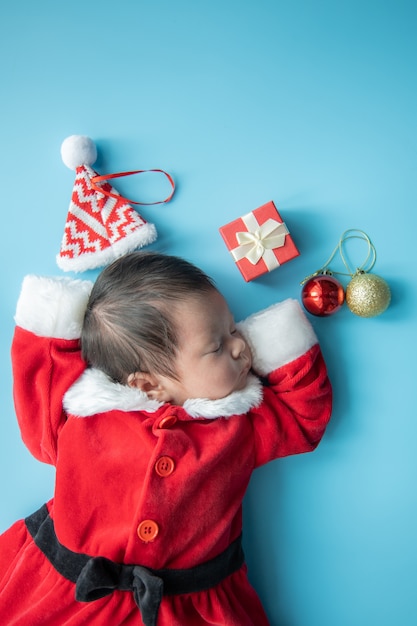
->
[[26, 504, 244, 626]]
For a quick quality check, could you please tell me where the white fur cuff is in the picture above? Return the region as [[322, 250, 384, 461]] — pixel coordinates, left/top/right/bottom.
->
[[15, 275, 93, 339], [238, 299, 318, 376]]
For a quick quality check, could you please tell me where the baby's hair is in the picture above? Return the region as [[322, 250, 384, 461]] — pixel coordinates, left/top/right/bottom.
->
[[81, 251, 216, 383]]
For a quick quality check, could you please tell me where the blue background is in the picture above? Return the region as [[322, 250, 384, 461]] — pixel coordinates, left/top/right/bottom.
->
[[1, 1, 416, 624]]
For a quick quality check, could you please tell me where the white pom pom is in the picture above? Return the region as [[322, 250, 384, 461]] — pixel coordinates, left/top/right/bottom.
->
[[61, 135, 97, 170]]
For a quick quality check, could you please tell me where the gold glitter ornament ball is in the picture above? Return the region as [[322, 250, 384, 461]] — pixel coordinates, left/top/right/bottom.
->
[[346, 272, 391, 317]]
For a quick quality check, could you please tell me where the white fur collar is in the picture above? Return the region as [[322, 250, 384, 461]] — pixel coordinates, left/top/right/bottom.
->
[[63, 368, 263, 419]]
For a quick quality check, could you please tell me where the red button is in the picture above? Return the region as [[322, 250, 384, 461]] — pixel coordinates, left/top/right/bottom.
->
[[137, 520, 159, 543], [158, 415, 178, 429], [155, 456, 175, 477]]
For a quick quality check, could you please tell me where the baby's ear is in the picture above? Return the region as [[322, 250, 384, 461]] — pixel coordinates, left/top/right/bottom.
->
[[127, 372, 157, 393], [127, 372, 167, 401]]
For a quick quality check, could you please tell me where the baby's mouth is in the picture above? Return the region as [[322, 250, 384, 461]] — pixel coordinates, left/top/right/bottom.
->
[[240, 360, 251, 379]]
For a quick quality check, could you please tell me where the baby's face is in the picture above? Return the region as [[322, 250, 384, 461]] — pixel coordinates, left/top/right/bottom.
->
[[159, 290, 252, 406]]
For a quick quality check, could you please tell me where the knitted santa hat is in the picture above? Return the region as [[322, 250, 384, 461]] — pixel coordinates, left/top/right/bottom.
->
[[57, 135, 170, 272]]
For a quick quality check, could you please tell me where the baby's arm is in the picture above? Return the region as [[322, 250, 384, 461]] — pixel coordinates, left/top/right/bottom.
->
[[12, 276, 92, 465], [238, 299, 332, 465]]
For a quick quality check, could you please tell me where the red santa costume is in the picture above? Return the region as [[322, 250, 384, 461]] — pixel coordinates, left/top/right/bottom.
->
[[0, 275, 332, 626]]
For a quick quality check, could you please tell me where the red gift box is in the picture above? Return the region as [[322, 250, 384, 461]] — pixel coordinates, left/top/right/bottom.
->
[[219, 201, 300, 282]]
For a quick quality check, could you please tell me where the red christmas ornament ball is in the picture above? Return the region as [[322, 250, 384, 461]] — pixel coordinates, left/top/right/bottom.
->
[[302, 275, 345, 316]]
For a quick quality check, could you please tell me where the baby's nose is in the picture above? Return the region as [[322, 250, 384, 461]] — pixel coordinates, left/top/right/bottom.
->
[[231, 335, 246, 358]]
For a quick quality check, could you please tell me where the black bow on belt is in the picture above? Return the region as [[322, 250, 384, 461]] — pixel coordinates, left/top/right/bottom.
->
[[26, 504, 245, 626], [76, 557, 163, 626]]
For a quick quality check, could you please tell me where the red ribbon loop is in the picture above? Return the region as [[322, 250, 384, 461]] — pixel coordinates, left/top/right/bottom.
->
[[90, 169, 175, 206]]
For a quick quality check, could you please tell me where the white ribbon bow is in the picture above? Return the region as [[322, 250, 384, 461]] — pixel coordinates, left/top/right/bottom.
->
[[231, 214, 288, 267]]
